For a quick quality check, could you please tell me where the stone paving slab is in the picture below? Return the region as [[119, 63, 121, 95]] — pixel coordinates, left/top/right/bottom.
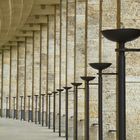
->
[[0, 118, 65, 140]]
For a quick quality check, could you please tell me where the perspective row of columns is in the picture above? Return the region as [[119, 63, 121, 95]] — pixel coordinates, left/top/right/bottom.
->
[[1, 1, 138, 140]]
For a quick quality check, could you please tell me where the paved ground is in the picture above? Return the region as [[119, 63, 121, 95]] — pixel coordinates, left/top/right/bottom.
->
[[0, 118, 65, 140]]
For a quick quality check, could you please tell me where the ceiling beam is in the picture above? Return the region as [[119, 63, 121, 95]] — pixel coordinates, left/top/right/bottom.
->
[[5, 42, 17, 46], [25, 15, 48, 24], [0, 46, 10, 50], [20, 24, 40, 31], [16, 31, 33, 37], [30, 5, 55, 15], [11, 37, 25, 42], [34, 0, 60, 5]]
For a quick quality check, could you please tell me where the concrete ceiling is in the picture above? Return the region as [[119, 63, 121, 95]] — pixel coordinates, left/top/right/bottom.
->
[[0, 0, 60, 47]]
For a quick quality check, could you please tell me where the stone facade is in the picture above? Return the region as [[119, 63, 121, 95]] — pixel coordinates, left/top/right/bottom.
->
[[0, 0, 140, 140]]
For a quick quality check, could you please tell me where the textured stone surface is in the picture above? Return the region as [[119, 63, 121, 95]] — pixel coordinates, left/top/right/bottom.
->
[[0, 0, 139, 140]]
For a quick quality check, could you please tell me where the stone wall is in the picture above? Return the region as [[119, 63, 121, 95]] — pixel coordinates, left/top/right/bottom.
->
[[0, 0, 140, 140]]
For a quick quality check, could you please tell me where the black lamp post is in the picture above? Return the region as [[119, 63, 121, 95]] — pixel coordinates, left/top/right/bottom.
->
[[13, 97, 16, 119], [71, 82, 82, 140], [34, 95, 38, 124], [89, 63, 111, 140], [57, 89, 64, 137], [102, 28, 140, 140], [27, 95, 31, 122], [80, 76, 95, 140], [48, 93, 52, 129], [20, 96, 24, 120], [6, 97, 9, 118], [63, 86, 72, 140], [52, 91, 58, 132], [41, 94, 45, 126]]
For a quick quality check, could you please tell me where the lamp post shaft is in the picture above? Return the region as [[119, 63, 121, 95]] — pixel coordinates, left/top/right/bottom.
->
[[6, 97, 8, 118], [13, 97, 16, 119], [74, 86, 78, 140], [53, 93, 56, 132], [65, 89, 69, 140], [59, 91, 61, 136], [20, 96, 23, 120], [58, 90, 62, 136], [42, 95, 44, 126], [28, 96, 31, 122], [35, 95, 38, 124], [63, 87, 72, 140], [98, 71, 103, 140], [48, 95, 51, 129], [85, 81, 90, 140], [53, 92, 57, 132], [118, 43, 126, 140]]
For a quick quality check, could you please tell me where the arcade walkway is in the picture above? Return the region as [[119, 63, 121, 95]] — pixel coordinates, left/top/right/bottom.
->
[[0, 118, 65, 140]]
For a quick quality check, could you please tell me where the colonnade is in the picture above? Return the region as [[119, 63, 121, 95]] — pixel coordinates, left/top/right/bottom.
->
[[0, 1, 140, 140]]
